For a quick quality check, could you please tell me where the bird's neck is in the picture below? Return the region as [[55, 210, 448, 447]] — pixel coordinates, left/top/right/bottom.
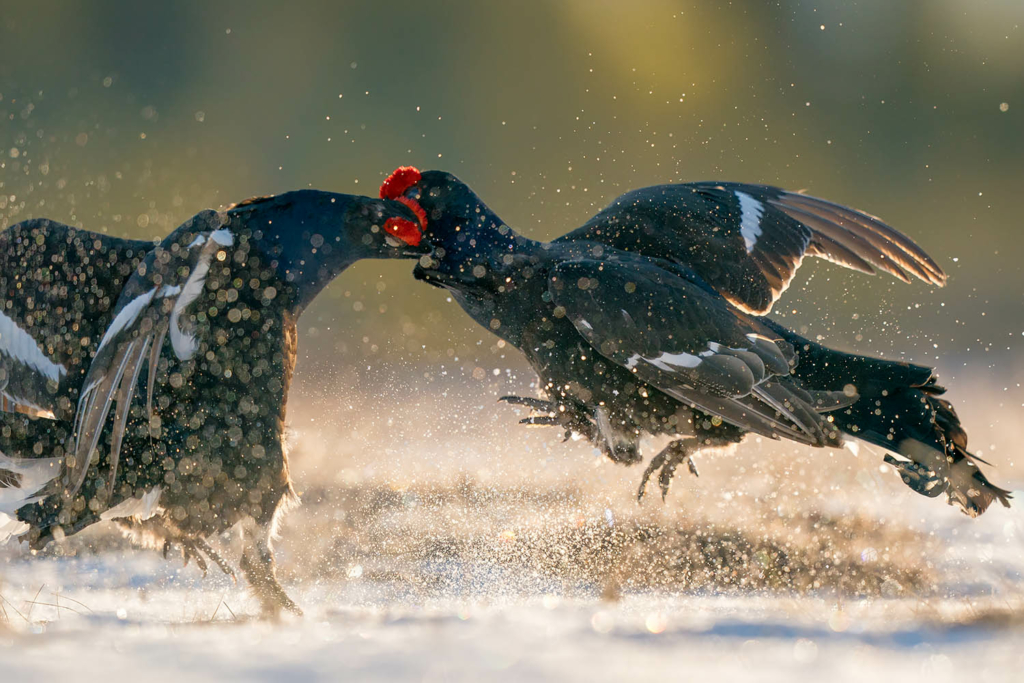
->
[[249, 230, 361, 317], [289, 252, 361, 316]]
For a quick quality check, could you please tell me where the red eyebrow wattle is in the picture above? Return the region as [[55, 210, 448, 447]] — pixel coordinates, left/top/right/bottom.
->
[[383, 216, 423, 246], [396, 196, 428, 231]]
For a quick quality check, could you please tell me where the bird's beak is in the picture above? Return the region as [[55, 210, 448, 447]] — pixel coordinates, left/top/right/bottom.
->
[[414, 251, 442, 269], [384, 232, 432, 257]]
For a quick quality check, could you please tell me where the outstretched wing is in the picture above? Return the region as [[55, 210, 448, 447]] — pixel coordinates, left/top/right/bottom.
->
[[0, 219, 153, 420], [0, 308, 66, 419], [555, 182, 945, 314], [66, 210, 232, 499], [549, 259, 848, 446]]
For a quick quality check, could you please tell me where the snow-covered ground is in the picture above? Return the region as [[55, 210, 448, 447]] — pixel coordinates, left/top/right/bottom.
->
[[2, 372, 1022, 682], [1, 553, 1022, 683]]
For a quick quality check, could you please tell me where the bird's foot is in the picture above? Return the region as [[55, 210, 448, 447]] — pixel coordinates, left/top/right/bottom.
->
[[192, 537, 238, 582], [179, 539, 209, 575], [255, 587, 303, 620], [501, 395, 595, 441], [502, 396, 558, 430], [637, 442, 698, 503], [238, 551, 303, 619], [163, 537, 236, 581]]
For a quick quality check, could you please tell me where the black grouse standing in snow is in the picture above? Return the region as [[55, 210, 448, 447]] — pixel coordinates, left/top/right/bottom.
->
[[384, 166, 1011, 517], [0, 191, 428, 614]]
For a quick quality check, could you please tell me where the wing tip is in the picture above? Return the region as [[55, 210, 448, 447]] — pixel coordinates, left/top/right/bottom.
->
[[777, 192, 949, 289]]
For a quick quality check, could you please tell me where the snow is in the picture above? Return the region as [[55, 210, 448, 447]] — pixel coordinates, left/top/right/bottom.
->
[[1, 553, 1022, 683], [1, 372, 1021, 682]]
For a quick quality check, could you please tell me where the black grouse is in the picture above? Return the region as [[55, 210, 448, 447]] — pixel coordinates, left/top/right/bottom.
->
[[0, 190, 428, 615], [383, 166, 1012, 517]]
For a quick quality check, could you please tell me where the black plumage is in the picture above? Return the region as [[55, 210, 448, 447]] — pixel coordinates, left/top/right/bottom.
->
[[0, 191, 427, 614], [383, 166, 1010, 517], [0, 220, 152, 419]]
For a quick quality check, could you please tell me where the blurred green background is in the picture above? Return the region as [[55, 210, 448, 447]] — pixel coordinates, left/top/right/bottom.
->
[[1, 0, 1022, 384]]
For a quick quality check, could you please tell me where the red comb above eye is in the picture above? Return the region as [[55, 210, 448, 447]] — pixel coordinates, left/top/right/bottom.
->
[[380, 166, 422, 200], [383, 217, 423, 246], [380, 165, 428, 234]]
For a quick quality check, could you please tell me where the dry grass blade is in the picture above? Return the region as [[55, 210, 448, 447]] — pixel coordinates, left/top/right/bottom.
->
[[0, 592, 29, 624]]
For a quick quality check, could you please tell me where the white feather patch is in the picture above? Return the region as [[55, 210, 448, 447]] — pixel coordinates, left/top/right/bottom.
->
[[100, 486, 163, 522], [735, 191, 765, 253], [644, 351, 703, 371], [0, 390, 56, 419], [0, 451, 61, 515], [625, 351, 703, 370], [209, 228, 234, 247], [169, 248, 216, 360], [897, 439, 950, 479], [0, 309, 67, 382], [97, 288, 158, 353]]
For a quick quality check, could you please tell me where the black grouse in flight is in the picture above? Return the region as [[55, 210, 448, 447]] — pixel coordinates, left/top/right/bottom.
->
[[383, 166, 1011, 517], [0, 191, 427, 615]]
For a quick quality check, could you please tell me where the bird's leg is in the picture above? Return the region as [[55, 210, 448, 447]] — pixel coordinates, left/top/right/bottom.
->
[[191, 536, 237, 581], [178, 538, 209, 575], [637, 439, 699, 503], [638, 427, 746, 502], [239, 517, 302, 619], [561, 410, 599, 442], [178, 536, 237, 581], [117, 516, 234, 580]]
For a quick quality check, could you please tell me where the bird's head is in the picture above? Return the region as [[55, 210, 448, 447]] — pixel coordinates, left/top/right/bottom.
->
[[380, 166, 528, 294], [227, 189, 429, 311]]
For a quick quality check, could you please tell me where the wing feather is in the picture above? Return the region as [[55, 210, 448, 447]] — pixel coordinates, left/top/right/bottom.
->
[[772, 200, 920, 283], [65, 210, 227, 500], [549, 259, 841, 446], [106, 335, 151, 497], [67, 338, 139, 497], [556, 181, 946, 314], [777, 193, 945, 283]]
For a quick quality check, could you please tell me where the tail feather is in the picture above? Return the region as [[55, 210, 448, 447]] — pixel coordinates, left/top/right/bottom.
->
[[917, 395, 1011, 516], [759, 318, 1012, 517]]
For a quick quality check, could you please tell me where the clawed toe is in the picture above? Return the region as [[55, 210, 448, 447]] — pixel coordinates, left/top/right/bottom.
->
[[194, 537, 238, 582], [637, 452, 667, 503], [657, 461, 677, 501], [637, 440, 698, 503], [499, 395, 554, 411], [181, 542, 209, 575], [164, 536, 236, 581], [501, 395, 598, 444], [519, 416, 560, 427]]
